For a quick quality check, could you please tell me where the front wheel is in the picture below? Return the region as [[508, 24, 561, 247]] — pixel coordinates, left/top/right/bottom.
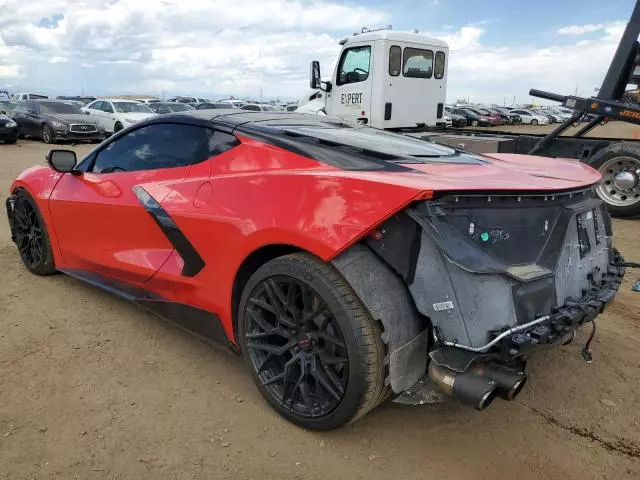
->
[[10, 190, 56, 275], [530, 119, 539, 126], [471, 120, 478, 127], [113, 122, 123, 133], [41, 124, 54, 144], [238, 253, 389, 430]]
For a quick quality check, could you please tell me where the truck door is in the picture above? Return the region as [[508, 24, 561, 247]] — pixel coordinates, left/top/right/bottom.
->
[[325, 43, 373, 124]]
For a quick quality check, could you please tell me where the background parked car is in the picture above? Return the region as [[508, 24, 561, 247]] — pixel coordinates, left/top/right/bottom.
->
[[194, 102, 234, 110], [531, 109, 560, 123], [134, 98, 161, 104], [509, 109, 550, 125], [447, 112, 467, 127], [148, 103, 195, 114], [167, 96, 211, 104], [240, 103, 279, 111], [56, 96, 96, 105], [0, 112, 18, 144], [219, 99, 246, 108], [12, 93, 48, 102], [484, 108, 511, 125], [12, 100, 104, 143], [82, 99, 155, 134], [472, 108, 505, 126], [493, 107, 522, 124], [449, 107, 491, 126], [0, 101, 19, 116]]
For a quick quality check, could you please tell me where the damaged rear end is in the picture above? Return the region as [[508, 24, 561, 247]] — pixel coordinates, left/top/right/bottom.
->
[[333, 186, 625, 410]]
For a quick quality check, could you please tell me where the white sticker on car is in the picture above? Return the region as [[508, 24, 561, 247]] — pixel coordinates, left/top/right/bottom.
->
[[433, 301, 455, 311]]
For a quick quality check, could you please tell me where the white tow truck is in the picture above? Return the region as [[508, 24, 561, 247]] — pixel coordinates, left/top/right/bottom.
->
[[297, 15, 640, 217], [298, 27, 449, 129]]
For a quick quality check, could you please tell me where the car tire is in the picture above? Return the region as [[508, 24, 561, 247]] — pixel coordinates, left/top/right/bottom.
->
[[5, 136, 17, 144], [471, 120, 478, 126], [41, 124, 55, 144], [10, 189, 56, 275], [113, 122, 123, 133], [590, 142, 640, 218], [238, 253, 389, 430], [530, 119, 539, 126]]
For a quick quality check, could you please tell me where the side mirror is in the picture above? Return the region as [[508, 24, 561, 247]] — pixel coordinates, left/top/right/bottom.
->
[[47, 149, 78, 174], [84, 111, 90, 115], [310, 60, 321, 89]]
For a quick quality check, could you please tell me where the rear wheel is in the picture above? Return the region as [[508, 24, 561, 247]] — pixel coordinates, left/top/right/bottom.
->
[[591, 142, 640, 218], [238, 253, 388, 430], [530, 119, 539, 126], [11, 190, 56, 275], [471, 120, 478, 127]]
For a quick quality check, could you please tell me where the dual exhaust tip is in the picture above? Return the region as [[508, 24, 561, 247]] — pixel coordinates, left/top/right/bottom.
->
[[427, 361, 527, 410]]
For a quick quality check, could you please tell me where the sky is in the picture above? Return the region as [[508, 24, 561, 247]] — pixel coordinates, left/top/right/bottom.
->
[[0, 0, 636, 104]]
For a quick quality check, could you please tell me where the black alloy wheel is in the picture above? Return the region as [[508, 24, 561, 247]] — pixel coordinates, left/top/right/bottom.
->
[[245, 276, 348, 418], [239, 254, 389, 430], [11, 191, 55, 275]]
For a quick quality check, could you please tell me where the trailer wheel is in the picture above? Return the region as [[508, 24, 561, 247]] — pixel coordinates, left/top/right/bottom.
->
[[590, 142, 640, 218]]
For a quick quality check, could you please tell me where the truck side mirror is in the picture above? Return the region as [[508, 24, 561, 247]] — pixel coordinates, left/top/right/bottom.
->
[[310, 61, 321, 89]]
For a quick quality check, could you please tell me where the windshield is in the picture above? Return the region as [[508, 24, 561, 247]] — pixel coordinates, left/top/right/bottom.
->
[[39, 102, 83, 114], [113, 102, 153, 113]]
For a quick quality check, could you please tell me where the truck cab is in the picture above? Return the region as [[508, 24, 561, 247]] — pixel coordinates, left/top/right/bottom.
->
[[301, 28, 449, 129]]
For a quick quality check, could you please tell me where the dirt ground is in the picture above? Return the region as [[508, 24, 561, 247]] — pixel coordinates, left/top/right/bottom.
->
[[0, 140, 639, 480]]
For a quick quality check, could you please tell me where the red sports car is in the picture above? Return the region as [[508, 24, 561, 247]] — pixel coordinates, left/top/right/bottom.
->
[[6, 112, 625, 429]]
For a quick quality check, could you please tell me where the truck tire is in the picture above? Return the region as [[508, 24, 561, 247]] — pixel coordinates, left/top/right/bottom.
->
[[238, 253, 389, 430], [590, 142, 640, 218]]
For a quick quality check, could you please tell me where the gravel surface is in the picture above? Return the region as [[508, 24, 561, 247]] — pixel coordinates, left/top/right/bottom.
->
[[1, 140, 639, 479]]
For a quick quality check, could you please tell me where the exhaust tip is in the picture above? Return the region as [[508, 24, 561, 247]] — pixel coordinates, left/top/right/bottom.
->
[[477, 386, 499, 410], [505, 374, 527, 401]]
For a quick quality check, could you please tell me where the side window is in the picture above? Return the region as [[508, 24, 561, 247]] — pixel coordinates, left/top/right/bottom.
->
[[434, 51, 446, 79], [90, 101, 103, 110], [25, 101, 37, 114], [102, 102, 114, 113], [242, 105, 260, 111], [389, 46, 401, 76], [336, 46, 371, 86], [403, 48, 433, 78], [90, 124, 238, 173]]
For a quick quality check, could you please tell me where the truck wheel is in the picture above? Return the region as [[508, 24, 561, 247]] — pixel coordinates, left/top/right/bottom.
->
[[530, 119, 539, 126], [238, 253, 389, 430], [591, 142, 640, 218]]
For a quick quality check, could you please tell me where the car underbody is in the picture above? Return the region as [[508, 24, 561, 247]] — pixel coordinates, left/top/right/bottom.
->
[[333, 186, 624, 409]]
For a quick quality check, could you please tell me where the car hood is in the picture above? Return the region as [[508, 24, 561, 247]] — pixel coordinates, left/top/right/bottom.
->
[[322, 153, 601, 193], [46, 113, 99, 124]]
